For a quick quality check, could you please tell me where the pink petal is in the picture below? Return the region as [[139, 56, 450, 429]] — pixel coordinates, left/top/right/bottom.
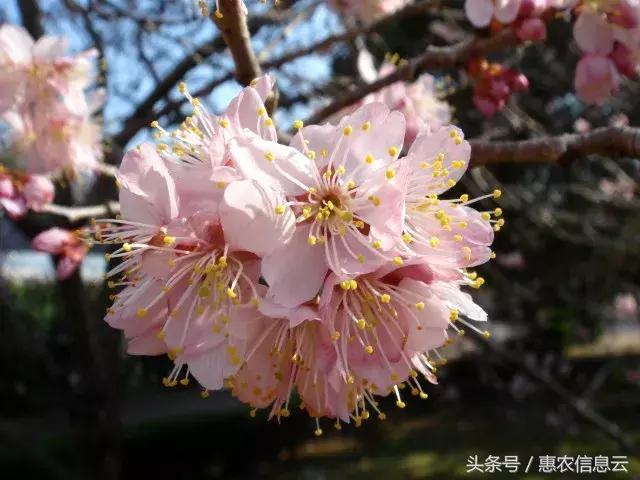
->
[[229, 131, 314, 196], [262, 225, 329, 308], [494, 0, 521, 24], [220, 179, 295, 256], [465, 0, 494, 27], [22, 175, 55, 211], [574, 11, 614, 55]]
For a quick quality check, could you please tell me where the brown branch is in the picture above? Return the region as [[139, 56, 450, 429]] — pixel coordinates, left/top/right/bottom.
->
[[305, 29, 520, 125], [213, 0, 262, 87], [18, 0, 44, 39], [470, 126, 640, 167]]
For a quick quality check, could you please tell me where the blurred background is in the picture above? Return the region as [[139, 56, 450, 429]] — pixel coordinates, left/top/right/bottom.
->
[[1, 0, 639, 479]]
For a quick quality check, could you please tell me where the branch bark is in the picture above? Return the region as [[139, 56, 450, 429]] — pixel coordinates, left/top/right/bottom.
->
[[469, 126, 640, 167]]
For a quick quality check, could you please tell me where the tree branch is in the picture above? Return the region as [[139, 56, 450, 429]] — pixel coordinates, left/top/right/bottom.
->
[[41, 202, 120, 223], [213, 0, 261, 87], [305, 29, 520, 125], [470, 126, 640, 167], [18, 0, 44, 39]]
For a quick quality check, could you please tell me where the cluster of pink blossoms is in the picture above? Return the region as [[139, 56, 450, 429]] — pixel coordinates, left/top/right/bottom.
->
[[0, 25, 102, 174], [328, 0, 411, 24], [96, 76, 502, 432], [468, 58, 530, 118], [571, 0, 640, 103], [465, 1, 640, 104], [0, 165, 54, 219]]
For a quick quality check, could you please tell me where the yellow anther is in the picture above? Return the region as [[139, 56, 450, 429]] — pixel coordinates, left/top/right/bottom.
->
[[257, 107, 266, 116], [458, 329, 466, 336], [357, 318, 366, 330], [264, 118, 273, 126], [320, 149, 328, 157], [122, 243, 132, 252], [361, 121, 371, 131], [365, 345, 374, 355], [280, 408, 290, 417], [430, 236, 440, 247], [447, 179, 456, 187], [497, 218, 505, 227], [459, 194, 469, 203], [396, 400, 406, 409], [494, 207, 503, 217], [307, 235, 317, 246], [331, 331, 341, 341], [226, 288, 237, 299], [264, 151, 275, 162], [136, 308, 148, 318], [198, 285, 210, 298], [365, 153, 374, 164], [415, 302, 425, 311], [340, 280, 351, 291], [388, 146, 399, 157], [107, 280, 116, 289], [336, 165, 346, 175], [150, 120, 159, 128], [449, 309, 459, 321], [275, 205, 286, 215], [368, 195, 381, 206], [490, 251, 496, 259], [357, 254, 366, 264], [349, 279, 358, 290], [493, 189, 502, 198], [452, 160, 465, 169], [249, 409, 256, 418], [380, 293, 391, 304], [419, 392, 429, 400], [482, 330, 491, 339], [372, 240, 382, 249], [386, 168, 396, 180], [343, 125, 353, 136], [219, 118, 229, 128], [218, 256, 227, 267], [306, 150, 316, 160], [340, 211, 353, 222], [162, 235, 175, 245], [214, 9, 223, 18], [178, 82, 187, 93], [180, 378, 190, 386], [347, 180, 356, 189], [462, 246, 472, 261], [156, 330, 166, 340], [293, 119, 304, 130], [200, 390, 210, 399], [378, 413, 387, 421], [402, 233, 413, 244], [393, 256, 404, 266], [314, 428, 323, 437], [481, 212, 491, 221]]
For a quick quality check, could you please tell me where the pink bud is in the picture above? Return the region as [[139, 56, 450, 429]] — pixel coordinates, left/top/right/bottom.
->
[[473, 94, 501, 118], [611, 43, 636, 77], [488, 78, 511, 101], [32, 227, 74, 255], [0, 175, 15, 198], [517, 17, 547, 41], [575, 54, 620, 104], [509, 72, 530, 92], [23, 175, 55, 211]]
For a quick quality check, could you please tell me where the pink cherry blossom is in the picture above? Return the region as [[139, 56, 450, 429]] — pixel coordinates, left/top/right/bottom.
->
[[32, 227, 88, 280], [0, 167, 54, 219], [363, 63, 452, 147], [0, 24, 102, 174]]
